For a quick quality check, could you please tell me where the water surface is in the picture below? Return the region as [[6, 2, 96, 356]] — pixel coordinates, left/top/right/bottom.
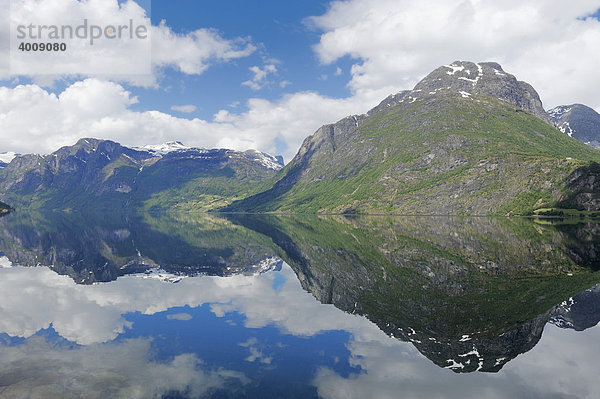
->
[[0, 211, 599, 398]]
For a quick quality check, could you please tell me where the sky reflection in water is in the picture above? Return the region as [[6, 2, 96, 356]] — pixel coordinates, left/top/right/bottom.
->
[[0, 213, 599, 398]]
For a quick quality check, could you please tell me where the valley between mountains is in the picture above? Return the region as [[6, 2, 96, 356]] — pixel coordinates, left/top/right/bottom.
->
[[2, 61, 600, 216]]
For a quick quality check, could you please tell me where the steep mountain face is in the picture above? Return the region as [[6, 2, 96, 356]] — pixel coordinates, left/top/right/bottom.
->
[[0, 139, 283, 211], [228, 61, 600, 215], [548, 104, 600, 149]]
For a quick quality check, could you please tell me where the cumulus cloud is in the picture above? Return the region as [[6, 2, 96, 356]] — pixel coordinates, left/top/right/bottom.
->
[[0, 337, 248, 398], [3, 0, 255, 86], [170, 104, 197, 113], [0, 79, 381, 161], [152, 20, 255, 76], [309, 0, 600, 109], [242, 64, 278, 90]]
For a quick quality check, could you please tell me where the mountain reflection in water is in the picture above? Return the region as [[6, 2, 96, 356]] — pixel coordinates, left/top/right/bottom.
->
[[0, 211, 599, 398]]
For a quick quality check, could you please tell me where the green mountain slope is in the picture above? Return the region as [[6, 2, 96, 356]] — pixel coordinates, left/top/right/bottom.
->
[[0, 139, 282, 212], [227, 62, 600, 215]]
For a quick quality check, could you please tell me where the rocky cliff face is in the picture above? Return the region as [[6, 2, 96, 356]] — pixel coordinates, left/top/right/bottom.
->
[[548, 104, 600, 149], [228, 61, 600, 215], [414, 61, 553, 124], [0, 138, 283, 211]]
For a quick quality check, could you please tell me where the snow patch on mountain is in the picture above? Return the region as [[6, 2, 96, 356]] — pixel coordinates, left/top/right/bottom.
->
[[246, 150, 284, 171], [134, 141, 195, 155], [444, 64, 465, 75], [241, 256, 283, 276], [559, 122, 574, 137], [548, 106, 572, 119]]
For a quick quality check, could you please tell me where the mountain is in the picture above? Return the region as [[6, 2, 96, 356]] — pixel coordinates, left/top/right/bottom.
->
[[0, 139, 283, 211], [548, 104, 600, 149], [227, 61, 600, 215]]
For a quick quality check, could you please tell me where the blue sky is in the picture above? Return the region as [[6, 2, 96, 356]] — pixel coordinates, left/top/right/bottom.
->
[[138, 0, 353, 119], [1, 0, 600, 160]]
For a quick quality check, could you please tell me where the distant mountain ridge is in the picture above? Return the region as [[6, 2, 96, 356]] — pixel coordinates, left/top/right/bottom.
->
[[548, 104, 600, 149], [0, 138, 283, 211], [4, 61, 600, 216], [227, 61, 600, 215]]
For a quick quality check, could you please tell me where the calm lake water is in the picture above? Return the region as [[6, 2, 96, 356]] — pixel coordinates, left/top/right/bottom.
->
[[0, 211, 599, 398]]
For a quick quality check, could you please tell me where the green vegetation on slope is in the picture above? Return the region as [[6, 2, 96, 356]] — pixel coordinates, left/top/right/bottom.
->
[[133, 157, 280, 212], [228, 94, 600, 215]]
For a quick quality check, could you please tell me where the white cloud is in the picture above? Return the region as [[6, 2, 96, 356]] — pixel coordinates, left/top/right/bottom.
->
[[3, 0, 256, 86], [152, 20, 256, 76], [239, 337, 273, 364], [0, 337, 248, 398], [166, 312, 193, 321], [170, 104, 197, 113], [0, 79, 383, 161], [242, 64, 278, 90], [309, 0, 600, 109]]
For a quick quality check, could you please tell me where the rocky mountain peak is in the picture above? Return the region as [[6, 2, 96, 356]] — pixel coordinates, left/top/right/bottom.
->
[[547, 104, 600, 149], [242, 149, 284, 170], [411, 61, 552, 124], [135, 141, 191, 155], [366, 61, 553, 125]]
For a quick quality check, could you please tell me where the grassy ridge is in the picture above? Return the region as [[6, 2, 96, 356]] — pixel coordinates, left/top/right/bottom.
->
[[228, 94, 600, 215]]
